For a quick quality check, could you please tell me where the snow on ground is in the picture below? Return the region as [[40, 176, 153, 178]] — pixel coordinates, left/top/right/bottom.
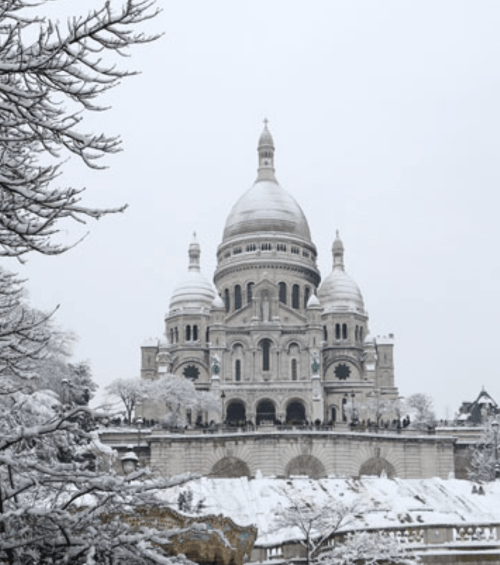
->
[[156, 476, 500, 546]]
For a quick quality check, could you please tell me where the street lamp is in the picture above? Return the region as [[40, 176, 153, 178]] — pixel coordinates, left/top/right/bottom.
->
[[220, 391, 226, 426], [491, 420, 500, 479]]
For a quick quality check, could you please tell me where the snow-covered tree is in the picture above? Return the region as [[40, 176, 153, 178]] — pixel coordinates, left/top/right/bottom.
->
[[106, 375, 221, 426], [0, 0, 160, 259], [405, 393, 437, 430], [317, 531, 418, 565], [106, 377, 148, 423], [273, 488, 359, 565], [468, 418, 500, 482]]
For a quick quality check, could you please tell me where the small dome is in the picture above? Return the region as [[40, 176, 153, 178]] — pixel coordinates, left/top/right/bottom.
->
[[169, 236, 215, 314], [307, 294, 321, 308], [318, 270, 364, 313], [317, 232, 365, 313], [211, 295, 225, 309]]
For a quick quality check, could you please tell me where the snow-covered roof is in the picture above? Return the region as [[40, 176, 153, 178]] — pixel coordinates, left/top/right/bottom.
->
[[157, 476, 500, 547]]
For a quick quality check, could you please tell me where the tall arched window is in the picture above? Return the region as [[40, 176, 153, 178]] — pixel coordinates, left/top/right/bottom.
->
[[323, 326, 328, 341], [342, 323, 348, 340], [355, 326, 359, 342], [175, 327, 179, 343], [335, 324, 341, 340], [235, 359, 241, 381], [185, 325, 191, 341], [279, 282, 287, 304], [234, 285, 242, 310], [261, 339, 271, 371], [206, 327, 210, 343], [291, 359, 298, 381], [304, 286, 311, 308], [292, 285, 300, 309], [247, 282, 254, 304], [224, 289, 230, 313], [193, 325, 198, 341], [170, 329, 174, 343]]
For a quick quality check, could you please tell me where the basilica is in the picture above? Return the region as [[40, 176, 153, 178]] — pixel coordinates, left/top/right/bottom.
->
[[141, 123, 399, 427]]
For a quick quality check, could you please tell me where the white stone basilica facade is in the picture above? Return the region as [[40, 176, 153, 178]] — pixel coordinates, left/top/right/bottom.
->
[[141, 124, 399, 427]]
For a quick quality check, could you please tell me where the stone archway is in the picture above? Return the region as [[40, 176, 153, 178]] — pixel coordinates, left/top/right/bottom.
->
[[226, 401, 246, 426], [359, 457, 396, 478], [256, 400, 276, 425], [286, 401, 306, 425], [285, 455, 326, 479], [211, 457, 251, 478]]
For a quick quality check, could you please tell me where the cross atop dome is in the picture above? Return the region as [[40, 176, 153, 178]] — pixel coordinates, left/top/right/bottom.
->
[[257, 119, 276, 182]]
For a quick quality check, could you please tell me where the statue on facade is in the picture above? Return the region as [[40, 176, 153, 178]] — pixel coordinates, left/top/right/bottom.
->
[[211, 354, 221, 376], [311, 351, 320, 376]]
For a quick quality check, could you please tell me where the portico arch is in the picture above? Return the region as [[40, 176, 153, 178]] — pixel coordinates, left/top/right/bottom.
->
[[226, 400, 246, 426], [256, 399, 276, 425], [286, 400, 306, 425]]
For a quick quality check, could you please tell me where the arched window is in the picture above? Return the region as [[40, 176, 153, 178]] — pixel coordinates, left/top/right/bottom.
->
[[206, 327, 210, 343], [279, 282, 287, 304], [355, 326, 359, 342], [304, 286, 311, 308], [224, 289, 230, 313], [193, 325, 198, 341], [360, 327, 364, 342], [247, 282, 254, 304], [323, 326, 328, 341], [292, 285, 300, 309], [170, 329, 174, 343], [261, 339, 271, 371], [342, 323, 348, 340], [291, 359, 298, 381], [234, 285, 242, 310], [185, 325, 191, 341], [175, 327, 179, 343], [235, 359, 241, 382], [335, 324, 341, 340]]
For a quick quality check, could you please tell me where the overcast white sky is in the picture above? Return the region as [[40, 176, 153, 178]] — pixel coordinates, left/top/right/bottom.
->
[[9, 1, 500, 418]]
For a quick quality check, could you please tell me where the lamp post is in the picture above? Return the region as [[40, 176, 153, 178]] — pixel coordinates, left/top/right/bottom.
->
[[220, 391, 226, 426], [491, 420, 500, 479]]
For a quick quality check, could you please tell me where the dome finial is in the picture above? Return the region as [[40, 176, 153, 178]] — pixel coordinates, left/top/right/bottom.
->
[[332, 230, 344, 271], [188, 235, 201, 272], [257, 119, 276, 183]]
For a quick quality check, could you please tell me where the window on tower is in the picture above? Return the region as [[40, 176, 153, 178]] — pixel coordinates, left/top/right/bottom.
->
[[185, 325, 191, 341], [235, 359, 241, 382], [342, 323, 348, 340], [304, 286, 311, 308], [292, 285, 300, 309], [224, 289, 230, 313], [247, 282, 254, 303], [234, 285, 242, 310], [261, 339, 271, 371], [279, 282, 287, 304], [335, 324, 341, 340], [291, 359, 298, 381]]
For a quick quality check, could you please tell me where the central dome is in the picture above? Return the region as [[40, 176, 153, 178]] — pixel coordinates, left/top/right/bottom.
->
[[223, 179, 312, 241], [222, 122, 312, 243]]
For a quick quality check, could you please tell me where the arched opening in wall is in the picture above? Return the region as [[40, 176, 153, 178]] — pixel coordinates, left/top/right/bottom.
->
[[285, 455, 326, 479], [261, 339, 271, 372], [226, 401, 246, 426], [170, 329, 174, 343], [205, 327, 210, 343], [292, 284, 300, 309], [247, 282, 254, 304], [234, 285, 242, 310], [235, 359, 241, 382], [256, 400, 276, 425], [342, 397, 347, 422], [286, 401, 306, 425], [291, 359, 298, 381], [355, 326, 359, 342], [360, 327, 364, 342], [185, 325, 191, 341], [342, 323, 348, 340], [175, 327, 179, 343], [211, 457, 251, 478], [335, 324, 341, 340], [323, 326, 328, 342], [359, 457, 396, 479], [304, 286, 311, 308], [279, 282, 287, 304], [224, 289, 230, 313], [192, 325, 198, 341]]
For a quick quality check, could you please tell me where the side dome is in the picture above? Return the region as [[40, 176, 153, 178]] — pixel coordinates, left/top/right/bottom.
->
[[318, 232, 365, 313], [222, 122, 312, 243], [169, 236, 215, 314]]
